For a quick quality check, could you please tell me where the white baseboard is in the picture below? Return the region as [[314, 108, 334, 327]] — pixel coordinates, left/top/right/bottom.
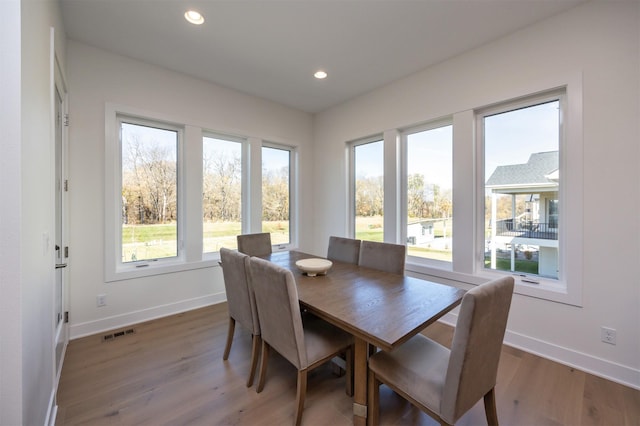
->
[[438, 312, 640, 391], [69, 292, 226, 340]]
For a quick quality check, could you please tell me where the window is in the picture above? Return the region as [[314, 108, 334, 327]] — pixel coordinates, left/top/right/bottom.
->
[[343, 83, 581, 304], [403, 123, 453, 262], [203, 135, 243, 252], [262, 145, 292, 246], [480, 96, 562, 281], [106, 104, 299, 281], [352, 138, 384, 241], [119, 117, 180, 263]]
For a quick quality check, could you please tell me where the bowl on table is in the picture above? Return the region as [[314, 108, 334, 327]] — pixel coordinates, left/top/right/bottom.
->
[[295, 258, 333, 276]]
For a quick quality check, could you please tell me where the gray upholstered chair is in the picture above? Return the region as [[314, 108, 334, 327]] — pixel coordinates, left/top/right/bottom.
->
[[248, 256, 354, 426], [327, 236, 361, 264], [367, 276, 515, 426], [358, 240, 406, 275], [219, 247, 261, 387], [237, 232, 272, 257]]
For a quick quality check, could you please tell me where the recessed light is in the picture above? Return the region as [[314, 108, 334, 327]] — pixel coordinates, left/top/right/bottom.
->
[[314, 70, 328, 79], [184, 10, 204, 25]]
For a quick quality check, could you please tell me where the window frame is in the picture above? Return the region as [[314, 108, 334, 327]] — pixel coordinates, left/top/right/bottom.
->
[[400, 118, 453, 268], [348, 135, 385, 240], [105, 106, 186, 281], [201, 132, 246, 255], [474, 87, 583, 305], [346, 80, 583, 306], [261, 141, 297, 251], [105, 104, 300, 282]]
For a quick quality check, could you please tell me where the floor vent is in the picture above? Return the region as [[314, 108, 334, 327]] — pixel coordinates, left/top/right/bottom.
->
[[103, 328, 136, 342]]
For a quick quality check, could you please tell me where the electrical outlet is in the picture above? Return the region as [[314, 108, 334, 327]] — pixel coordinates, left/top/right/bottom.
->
[[601, 326, 616, 345], [97, 294, 107, 307]]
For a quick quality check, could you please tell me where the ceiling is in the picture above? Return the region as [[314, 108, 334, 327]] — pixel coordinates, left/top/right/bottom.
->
[[60, 0, 584, 113]]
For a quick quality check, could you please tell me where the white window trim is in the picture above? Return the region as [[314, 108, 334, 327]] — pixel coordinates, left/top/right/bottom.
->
[[201, 132, 247, 258], [347, 135, 384, 239], [106, 105, 301, 281], [473, 84, 583, 307], [262, 141, 298, 251], [400, 118, 453, 268], [350, 76, 583, 307], [105, 104, 194, 282]]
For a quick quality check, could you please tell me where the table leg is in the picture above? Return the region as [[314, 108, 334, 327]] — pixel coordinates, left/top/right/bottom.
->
[[352, 337, 368, 426]]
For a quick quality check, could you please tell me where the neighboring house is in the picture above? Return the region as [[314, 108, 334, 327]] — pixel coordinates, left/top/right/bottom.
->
[[485, 151, 559, 278], [406, 220, 435, 245]]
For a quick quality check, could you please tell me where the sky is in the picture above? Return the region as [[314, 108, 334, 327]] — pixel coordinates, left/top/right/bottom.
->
[[127, 99, 559, 189], [262, 145, 290, 171], [121, 122, 177, 172], [203, 136, 241, 168], [201, 137, 290, 172], [353, 99, 560, 189], [484, 100, 559, 180]]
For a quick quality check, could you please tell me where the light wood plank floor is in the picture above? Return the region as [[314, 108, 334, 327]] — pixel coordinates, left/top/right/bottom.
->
[[56, 303, 640, 426]]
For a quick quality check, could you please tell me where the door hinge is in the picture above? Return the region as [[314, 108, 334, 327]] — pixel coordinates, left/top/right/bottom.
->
[[64, 246, 69, 258], [64, 114, 69, 127], [64, 180, 69, 192], [64, 311, 69, 323]]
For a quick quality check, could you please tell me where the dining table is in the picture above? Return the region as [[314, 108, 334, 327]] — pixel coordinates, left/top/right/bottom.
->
[[262, 250, 466, 426]]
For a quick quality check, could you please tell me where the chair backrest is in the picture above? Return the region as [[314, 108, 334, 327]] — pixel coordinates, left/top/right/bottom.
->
[[440, 276, 514, 424], [220, 248, 259, 335], [358, 240, 406, 274], [327, 236, 361, 264], [237, 233, 272, 257], [248, 256, 307, 369]]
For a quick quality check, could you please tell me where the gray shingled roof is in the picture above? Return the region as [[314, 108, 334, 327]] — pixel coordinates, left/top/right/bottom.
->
[[486, 151, 558, 187]]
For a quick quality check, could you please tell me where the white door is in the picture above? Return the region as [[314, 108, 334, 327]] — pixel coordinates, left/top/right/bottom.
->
[[53, 60, 68, 379]]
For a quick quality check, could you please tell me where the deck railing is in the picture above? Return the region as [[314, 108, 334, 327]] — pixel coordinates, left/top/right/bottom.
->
[[495, 219, 558, 240]]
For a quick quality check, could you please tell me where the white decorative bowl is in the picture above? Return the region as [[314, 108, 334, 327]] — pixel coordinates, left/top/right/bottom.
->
[[295, 258, 333, 276]]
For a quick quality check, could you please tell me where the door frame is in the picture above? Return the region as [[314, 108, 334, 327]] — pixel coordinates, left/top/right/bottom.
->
[[52, 36, 69, 387]]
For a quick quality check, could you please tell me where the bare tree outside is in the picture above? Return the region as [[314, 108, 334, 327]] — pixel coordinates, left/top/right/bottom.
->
[[121, 122, 178, 262], [262, 146, 290, 245], [202, 137, 242, 252]]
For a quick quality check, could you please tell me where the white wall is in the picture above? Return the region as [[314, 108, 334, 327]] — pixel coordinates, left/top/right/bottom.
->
[[0, 0, 67, 424], [66, 41, 314, 338], [313, 1, 639, 388], [0, 1, 23, 424]]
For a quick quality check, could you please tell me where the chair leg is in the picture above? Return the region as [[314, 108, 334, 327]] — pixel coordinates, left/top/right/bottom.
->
[[483, 388, 499, 426], [367, 368, 380, 426], [256, 340, 270, 393], [223, 317, 236, 360], [294, 369, 308, 426], [246, 334, 261, 387], [345, 346, 353, 397]]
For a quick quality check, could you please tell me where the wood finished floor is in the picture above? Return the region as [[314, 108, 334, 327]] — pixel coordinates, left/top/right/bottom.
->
[[56, 303, 640, 426]]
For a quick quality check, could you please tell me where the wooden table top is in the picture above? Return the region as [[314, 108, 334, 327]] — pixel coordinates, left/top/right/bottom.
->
[[264, 250, 466, 352]]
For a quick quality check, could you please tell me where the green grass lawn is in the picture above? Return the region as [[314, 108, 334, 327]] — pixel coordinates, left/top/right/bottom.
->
[[407, 246, 452, 262], [123, 221, 291, 262], [485, 257, 539, 275], [122, 223, 178, 262], [122, 223, 177, 241], [122, 218, 467, 266]]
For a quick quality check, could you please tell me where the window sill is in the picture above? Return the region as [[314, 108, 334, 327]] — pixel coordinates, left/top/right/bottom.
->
[[405, 259, 581, 307], [105, 258, 220, 283]]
